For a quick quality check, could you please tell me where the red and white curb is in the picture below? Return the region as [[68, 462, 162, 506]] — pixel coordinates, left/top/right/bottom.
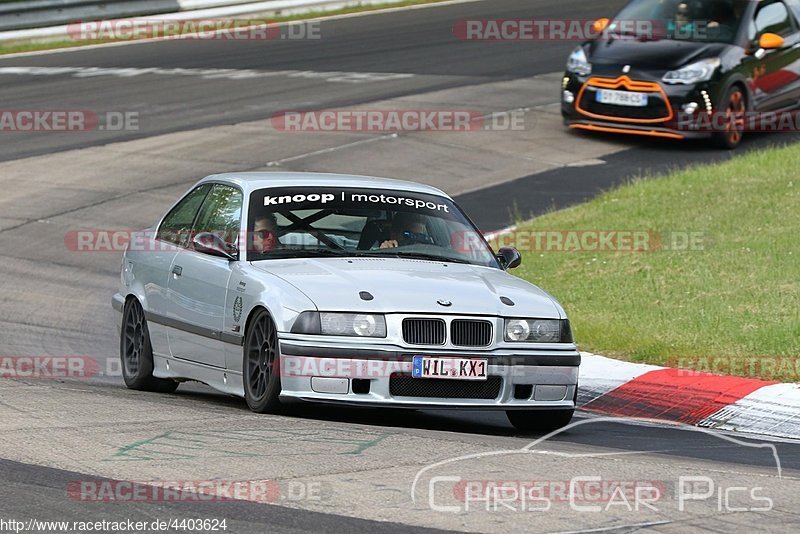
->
[[578, 353, 800, 440]]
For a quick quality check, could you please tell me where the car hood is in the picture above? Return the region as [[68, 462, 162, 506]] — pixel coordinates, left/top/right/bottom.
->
[[588, 39, 729, 70], [251, 257, 562, 318]]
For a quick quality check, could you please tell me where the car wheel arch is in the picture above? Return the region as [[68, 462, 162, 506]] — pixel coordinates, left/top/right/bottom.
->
[[123, 291, 147, 312], [720, 79, 751, 110], [243, 305, 280, 340]]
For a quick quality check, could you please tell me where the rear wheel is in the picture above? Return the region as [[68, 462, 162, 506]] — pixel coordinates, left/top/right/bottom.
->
[[120, 298, 178, 393], [713, 86, 746, 149], [243, 308, 282, 413], [506, 409, 574, 432]]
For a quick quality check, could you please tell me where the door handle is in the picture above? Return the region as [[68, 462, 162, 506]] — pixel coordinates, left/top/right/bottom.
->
[[172, 265, 183, 277]]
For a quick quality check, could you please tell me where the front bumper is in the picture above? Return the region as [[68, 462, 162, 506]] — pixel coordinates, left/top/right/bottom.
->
[[561, 72, 716, 140], [566, 120, 710, 140], [278, 337, 579, 410]]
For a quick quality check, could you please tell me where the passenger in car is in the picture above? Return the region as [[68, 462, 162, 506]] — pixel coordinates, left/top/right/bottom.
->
[[379, 212, 429, 249]]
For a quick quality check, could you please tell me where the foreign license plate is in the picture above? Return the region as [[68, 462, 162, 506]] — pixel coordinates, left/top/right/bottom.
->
[[596, 88, 648, 107], [412, 356, 488, 381]]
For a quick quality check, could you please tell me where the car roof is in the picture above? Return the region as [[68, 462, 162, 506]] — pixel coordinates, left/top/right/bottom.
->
[[198, 172, 452, 199]]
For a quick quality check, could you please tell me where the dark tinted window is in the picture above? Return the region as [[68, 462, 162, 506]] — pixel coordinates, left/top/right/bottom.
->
[[755, 1, 795, 36], [247, 187, 500, 268], [611, 0, 749, 44], [193, 184, 243, 247], [157, 184, 211, 247]]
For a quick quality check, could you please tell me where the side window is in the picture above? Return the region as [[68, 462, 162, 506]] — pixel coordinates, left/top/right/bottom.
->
[[192, 184, 243, 248], [755, 1, 795, 37], [157, 184, 212, 247]]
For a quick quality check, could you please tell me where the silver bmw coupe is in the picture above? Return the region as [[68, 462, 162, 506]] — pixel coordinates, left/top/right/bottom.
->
[[112, 173, 580, 431]]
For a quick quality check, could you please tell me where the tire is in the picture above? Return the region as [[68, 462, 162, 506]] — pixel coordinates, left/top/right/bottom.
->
[[506, 409, 574, 432], [713, 85, 747, 149], [120, 298, 179, 393], [243, 308, 282, 413]]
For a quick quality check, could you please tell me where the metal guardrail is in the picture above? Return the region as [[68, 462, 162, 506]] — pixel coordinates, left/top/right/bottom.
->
[[0, 0, 407, 43], [0, 0, 257, 31], [0, 0, 129, 15]]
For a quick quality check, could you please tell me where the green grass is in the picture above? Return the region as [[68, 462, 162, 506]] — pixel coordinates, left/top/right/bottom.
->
[[0, 39, 111, 55], [0, 0, 451, 55], [497, 144, 800, 381]]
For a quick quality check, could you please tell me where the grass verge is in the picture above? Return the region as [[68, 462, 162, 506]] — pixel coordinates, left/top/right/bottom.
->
[[493, 143, 800, 381], [0, 0, 453, 55]]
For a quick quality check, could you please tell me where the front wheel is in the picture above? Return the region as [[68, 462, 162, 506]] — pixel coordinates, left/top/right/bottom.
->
[[713, 86, 747, 149], [120, 298, 178, 393], [243, 308, 283, 413], [506, 409, 574, 432]]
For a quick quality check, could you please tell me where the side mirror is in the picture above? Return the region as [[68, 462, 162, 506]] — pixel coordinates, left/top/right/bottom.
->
[[592, 18, 610, 33], [193, 232, 237, 261], [759, 32, 785, 50], [497, 247, 522, 270]]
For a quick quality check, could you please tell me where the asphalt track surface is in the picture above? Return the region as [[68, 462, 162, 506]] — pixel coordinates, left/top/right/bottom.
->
[[1, 0, 800, 532]]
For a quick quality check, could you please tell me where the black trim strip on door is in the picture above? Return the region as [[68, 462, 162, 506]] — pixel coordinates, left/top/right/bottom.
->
[[145, 311, 244, 346]]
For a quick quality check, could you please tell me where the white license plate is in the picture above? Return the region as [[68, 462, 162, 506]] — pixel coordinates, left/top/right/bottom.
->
[[596, 89, 649, 107], [412, 356, 488, 381]]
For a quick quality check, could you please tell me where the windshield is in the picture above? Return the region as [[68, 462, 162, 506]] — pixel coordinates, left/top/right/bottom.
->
[[246, 187, 500, 268], [611, 0, 749, 43]]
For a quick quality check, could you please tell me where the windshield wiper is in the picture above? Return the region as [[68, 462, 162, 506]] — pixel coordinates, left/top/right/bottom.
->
[[358, 251, 471, 264], [255, 248, 350, 259]]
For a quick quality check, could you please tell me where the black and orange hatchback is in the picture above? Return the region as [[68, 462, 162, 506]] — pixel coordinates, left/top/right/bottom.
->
[[562, 0, 800, 148]]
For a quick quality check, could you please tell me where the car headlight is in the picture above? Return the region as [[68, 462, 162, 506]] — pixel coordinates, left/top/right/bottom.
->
[[504, 319, 573, 343], [566, 46, 592, 76], [662, 58, 720, 85], [291, 311, 387, 338]]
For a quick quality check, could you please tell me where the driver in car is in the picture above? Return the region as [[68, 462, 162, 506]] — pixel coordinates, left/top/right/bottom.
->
[[379, 212, 431, 249], [668, 2, 696, 37], [252, 213, 280, 253], [707, 0, 746, 31]]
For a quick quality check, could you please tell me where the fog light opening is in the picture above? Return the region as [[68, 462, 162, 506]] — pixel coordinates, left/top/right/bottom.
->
[[682, 102, 699, 114], [514, 384, 533, 400], [352, 379, 371, 395]]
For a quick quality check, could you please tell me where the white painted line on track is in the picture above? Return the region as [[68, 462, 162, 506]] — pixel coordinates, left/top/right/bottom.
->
[[0, 65, 414, 83], [263, 103, 564, 170], [555, 521, 674, 534], [265, 133, 396, 166]]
